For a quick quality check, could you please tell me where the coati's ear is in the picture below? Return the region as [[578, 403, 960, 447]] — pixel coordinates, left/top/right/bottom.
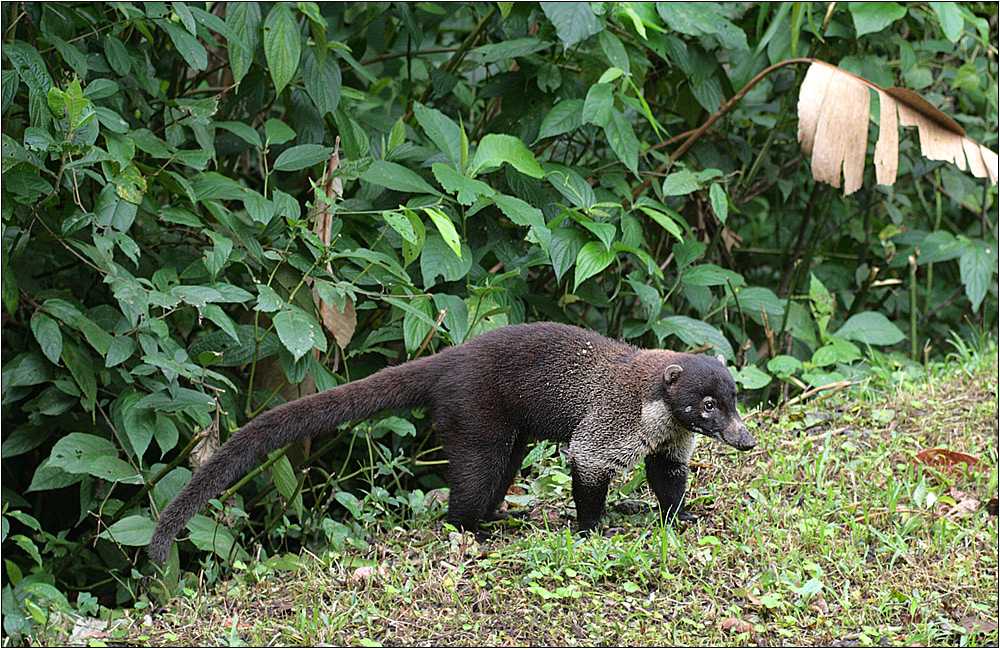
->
[[716, 354, 726, 365], [664, 364, 683, 385]]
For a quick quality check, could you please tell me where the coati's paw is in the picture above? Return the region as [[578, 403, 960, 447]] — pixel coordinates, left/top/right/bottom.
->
[[484, 508, 528, 522], [676, 510, 698, 523]]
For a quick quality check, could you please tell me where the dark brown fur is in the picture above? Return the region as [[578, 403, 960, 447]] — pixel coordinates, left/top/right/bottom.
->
[[148, 322, 754, 564]]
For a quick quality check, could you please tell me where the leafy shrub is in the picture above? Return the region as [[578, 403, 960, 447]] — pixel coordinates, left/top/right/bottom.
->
[[0, 1, 995, 635]]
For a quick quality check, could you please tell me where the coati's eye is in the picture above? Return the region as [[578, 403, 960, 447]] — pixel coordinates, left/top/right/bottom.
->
[[704, 398, 715, 411]]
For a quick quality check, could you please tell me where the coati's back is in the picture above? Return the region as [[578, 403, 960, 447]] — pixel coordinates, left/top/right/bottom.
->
[[436, 322, 640, 441]]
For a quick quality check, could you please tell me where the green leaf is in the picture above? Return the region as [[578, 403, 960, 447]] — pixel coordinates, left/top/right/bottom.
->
[[414, 103, 463, 170], [265, 118, 296, 146], [273, 307, 323, 361], [361, 160, 439, 195], [682, 263, 745, 288], [604, 111, 638, 174], [30, 312, 62, 365], [598, 30, 630, 75], [582, 83, 613, 127], [432, 163, 495, 205], [548, 226, 589, 281], [4, 352, 53, 388], [49, 35, 88, 78], [5, 41, 53, 93], [104, 34, 132, 76], [930, 2, 964, 41], [268, 452, 303, 518], [272, 144, 334, 172], [48, 433, 141, 483], [423, 207, 463, 259], [420, 235, 472, 288], [834, 312, 905, 346], [99, 516, 156, 546], [61, 342, 96, 406], [474, 37, 550, 64], [537, 99, 584, 140], [217, 121, 262, 149], [638, 205, 684, 241], [661, 169, 700, 196], [493, 194, 550, 247], [382, 211, 418, 245], [263, 2, 301, 94], [733, 365, 771, 390], [544, 163, 596, 210], [255, 284, 285, 312], [849, 2, 907, 37], [959, 243, 993, 312], [574, 241, 616, 291], [161, 20, 207, 70], [302, 44, 342, 117], [187, 514, 248, 561], [709, 183, 729, 224], [469, 134, 544, 179], [105, 336, 136, 368], [540, 2, 602, 49], [202, 304, 241, 342], [654, 316, 734, 360], [767, 355, 803, 378]]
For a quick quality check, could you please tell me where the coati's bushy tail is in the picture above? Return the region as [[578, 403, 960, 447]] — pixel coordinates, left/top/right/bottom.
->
[[148, 356, 440, 564]]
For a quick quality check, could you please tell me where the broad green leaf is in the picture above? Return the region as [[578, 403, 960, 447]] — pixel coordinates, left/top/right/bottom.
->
[[574, 241, 616, 291], [61, 342, 96, 406], [638, 205, 684, 241], [217, 121, 262, 149], [187, 514, 249, 561], [382, 211, 418, 245], [930, 2, 964, 41], [661, 169, 700, 196], [30, 312, 62, 365], [361, 160, 439, 195], [268, 451, 303, 518], [834, 312, 905, 346], [5, 41, 53, 93], [958, 244, 993, 312], [598, 30, 630, 75], [682, 263, 745, 288], [265, 118, 296, 145], [255, 284, 285, 312], [423, 207, 462, 259], [263, 2, 301, 94], [548, 226, 589, 281], [654, 315, 734, 360], [733, 365, 771, 390], [161, 20, 207, 70], [709, 183, 728, 224], [105, 336, 136, 368], [582, 83, 613, 127], [473, 37, 550, 64], [99, 516, 155, 546], [420, 235, 472, 287], [272, 144, 334, 171], [202, 304, 241, 342], [273, 307, 323, 360], [849, 2, 907, 37], [302, 44, 341, 117], [469, 134, 544, 179], [104, 34, 132, 76], [493, 194, 550, 247], [604, 110, 638, 174], [544, 163, 596, 210], [767, 355, 803, 378], [4, 352, 52, 388], [48, 433, 141, 483], [537, 99, 584, 140], [432, 163, 495, 205], [540, 2, 602, 49]]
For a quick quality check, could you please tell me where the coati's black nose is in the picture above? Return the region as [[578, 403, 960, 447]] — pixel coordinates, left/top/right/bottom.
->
[[725, 421, 756, 451]]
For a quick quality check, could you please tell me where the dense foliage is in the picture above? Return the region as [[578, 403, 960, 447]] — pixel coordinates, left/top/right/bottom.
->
[[1, 1, 996, 636]]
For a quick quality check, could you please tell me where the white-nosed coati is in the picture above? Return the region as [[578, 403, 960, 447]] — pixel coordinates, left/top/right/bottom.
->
[[148, 322, 755, 564]]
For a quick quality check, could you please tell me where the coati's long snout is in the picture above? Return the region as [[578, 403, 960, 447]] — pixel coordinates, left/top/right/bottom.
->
[[719, 418, 756, 451]]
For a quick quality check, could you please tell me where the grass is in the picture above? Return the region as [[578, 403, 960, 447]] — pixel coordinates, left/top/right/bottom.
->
[[54, 348, 1000, 647]]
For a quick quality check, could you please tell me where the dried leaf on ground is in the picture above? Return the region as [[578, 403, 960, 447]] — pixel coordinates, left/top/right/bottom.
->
[[913, 447, 984, 476], [798, 60, 998, 194]]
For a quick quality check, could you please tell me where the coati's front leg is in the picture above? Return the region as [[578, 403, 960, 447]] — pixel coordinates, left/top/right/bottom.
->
[[645, 448, 697, 523], [569, 459, 613, 533]]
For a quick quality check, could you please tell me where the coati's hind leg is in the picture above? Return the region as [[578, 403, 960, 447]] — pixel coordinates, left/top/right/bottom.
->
[[439, 417, 525, 538]]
